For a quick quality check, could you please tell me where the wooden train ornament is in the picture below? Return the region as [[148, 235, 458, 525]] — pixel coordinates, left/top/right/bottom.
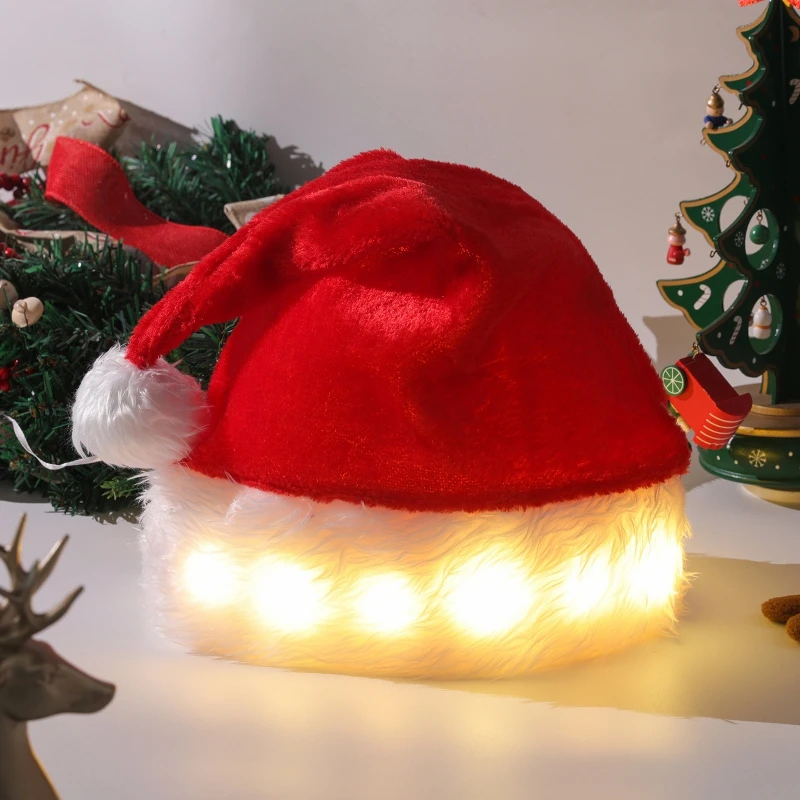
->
[[661, 350, 753, 450]]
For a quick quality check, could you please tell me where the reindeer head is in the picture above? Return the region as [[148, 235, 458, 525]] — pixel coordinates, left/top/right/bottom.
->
[[0, 516, 115, 723]]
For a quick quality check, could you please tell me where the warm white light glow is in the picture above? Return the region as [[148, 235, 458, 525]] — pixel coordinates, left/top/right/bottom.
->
[[626, 529, 684, 607], [445, 555, 535, 637], [563, 550, 612, 617], [355, 574, 421, 634], [252, 560, 330, 633], [182, 550, 238, 607], [148, 467, 689, 680]]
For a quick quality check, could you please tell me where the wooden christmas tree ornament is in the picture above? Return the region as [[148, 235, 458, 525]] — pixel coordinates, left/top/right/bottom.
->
[[667, 214, 692, 265], [658, 0, 800, 505], [704, 87, 733, 130], [661, 349, 753, 449]]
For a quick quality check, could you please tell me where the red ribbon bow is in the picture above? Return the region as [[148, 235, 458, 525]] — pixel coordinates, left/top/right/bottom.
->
[[45, 138, 228, 268]]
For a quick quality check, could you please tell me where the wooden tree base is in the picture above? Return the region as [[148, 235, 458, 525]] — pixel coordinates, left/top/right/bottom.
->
[[743, 484, 800, 509], [697, 397, 800, 506]]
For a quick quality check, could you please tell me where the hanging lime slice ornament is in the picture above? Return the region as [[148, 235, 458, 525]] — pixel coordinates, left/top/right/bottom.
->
[[661, 364, 687, 397]]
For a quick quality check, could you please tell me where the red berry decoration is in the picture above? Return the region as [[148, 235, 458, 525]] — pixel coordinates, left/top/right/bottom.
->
[[0, 172, 29, 197], [0, 364, 11, 393], [3, 247, 19, 259]]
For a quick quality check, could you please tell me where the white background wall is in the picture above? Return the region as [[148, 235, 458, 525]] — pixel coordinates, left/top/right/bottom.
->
[[4, 0, 761, 368]]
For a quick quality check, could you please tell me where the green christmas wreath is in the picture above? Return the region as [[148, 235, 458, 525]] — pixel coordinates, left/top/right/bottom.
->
[[0, 117, 288, 515]]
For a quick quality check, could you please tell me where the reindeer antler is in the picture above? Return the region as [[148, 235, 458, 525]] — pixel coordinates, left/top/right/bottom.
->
[[0, 515, 83, 653]]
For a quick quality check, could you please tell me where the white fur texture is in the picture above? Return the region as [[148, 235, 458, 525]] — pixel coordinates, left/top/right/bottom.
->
[[71, 346, 207, 469], [139, 467, 691, 680]]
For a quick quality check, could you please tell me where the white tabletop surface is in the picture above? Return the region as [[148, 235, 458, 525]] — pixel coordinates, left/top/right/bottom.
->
[[4, 451, 799, 800]]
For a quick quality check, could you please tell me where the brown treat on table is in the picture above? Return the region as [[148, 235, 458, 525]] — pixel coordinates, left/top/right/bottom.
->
[[761, 595, 800, 624], [787, 615, 800, 644]]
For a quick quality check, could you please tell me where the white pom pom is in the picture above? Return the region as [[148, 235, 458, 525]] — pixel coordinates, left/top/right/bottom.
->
[[72, 345, 207, 469]]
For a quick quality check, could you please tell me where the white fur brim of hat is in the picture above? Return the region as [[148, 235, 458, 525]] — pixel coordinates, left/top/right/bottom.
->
[[139, 465, 690, 680]]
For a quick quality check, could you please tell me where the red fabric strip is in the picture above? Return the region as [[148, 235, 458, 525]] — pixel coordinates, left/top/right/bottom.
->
[[740, 0, 800, 7], [45, 138, 228, 268]]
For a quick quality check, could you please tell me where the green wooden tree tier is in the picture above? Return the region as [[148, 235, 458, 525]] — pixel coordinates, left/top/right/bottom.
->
[[698, 407, 800, 502], [657, 0, 800, 502]]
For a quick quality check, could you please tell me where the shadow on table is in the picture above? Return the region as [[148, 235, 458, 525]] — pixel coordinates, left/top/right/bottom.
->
[[683, 445, 716, 493], [0, 482, 49, 505], [428, 554, 800, 726], [0, 480, 140, 525]]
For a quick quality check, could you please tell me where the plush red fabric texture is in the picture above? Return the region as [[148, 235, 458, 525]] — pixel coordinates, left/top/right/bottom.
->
[[125, 149, 689, 512]]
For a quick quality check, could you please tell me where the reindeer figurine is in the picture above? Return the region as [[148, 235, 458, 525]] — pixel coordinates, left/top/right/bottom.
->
[[0, 515, 115, 800]]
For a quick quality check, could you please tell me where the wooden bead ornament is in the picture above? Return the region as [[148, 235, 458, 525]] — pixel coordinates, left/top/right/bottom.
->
[[666, 215, 691, 265], [0, 279, 18, 307], [704, 88, 732, 130], [750, 211, 769, 244], [11, 297, 43, 327]]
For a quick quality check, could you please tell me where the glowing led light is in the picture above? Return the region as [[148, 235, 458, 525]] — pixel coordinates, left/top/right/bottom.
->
[[252, 560, 330, 633], [445, 555, 534, 637], [563, 550, 612, 617], [626, 529, 684, 607], [355, 574, 421, 634], [183, 550, 238, 607], [164, 476, 688, 678]]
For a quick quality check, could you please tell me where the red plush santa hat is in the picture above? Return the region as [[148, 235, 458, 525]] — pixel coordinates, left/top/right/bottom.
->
[[72, 149, 688, 510], [72, 150, 691, 680]]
